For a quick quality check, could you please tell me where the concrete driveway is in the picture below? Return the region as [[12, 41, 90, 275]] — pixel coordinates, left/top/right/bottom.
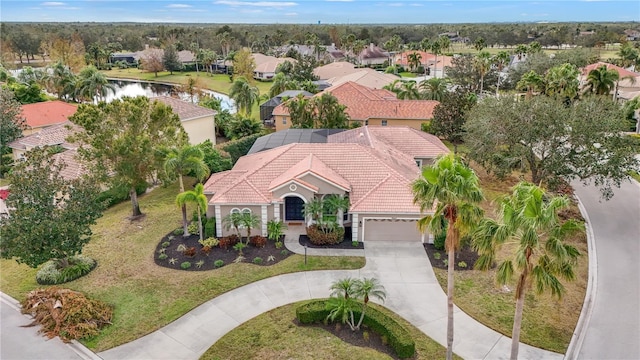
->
[[569, 180, 640, 360]]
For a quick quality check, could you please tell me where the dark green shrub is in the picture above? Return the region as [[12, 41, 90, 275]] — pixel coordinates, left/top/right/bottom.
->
[[96, 182, 147, 208], [36, 255, 97, 285], [434, 230, 446, 251], [161, 241, 171, 248], [296, 300, 415, 359], [173, 228, 184, 236], [180, 261, 192, 269], [252, 257, 263, 264], [214, 259, 224, 268], [221, 133, 262, 164], [204, 218, 216, 238], [158, 253, 168, 260]]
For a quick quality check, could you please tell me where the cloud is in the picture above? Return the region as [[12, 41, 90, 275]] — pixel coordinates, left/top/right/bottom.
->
[[388, 2, 403, 6], [285, 12, 298, 16], [214, 1, 297, 7], [409, 3, 423, 6], [166, 4, 193, 8], [41, 2, 65, 5]]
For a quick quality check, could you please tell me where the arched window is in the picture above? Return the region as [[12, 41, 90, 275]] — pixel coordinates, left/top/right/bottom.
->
[[241, 208, 251, 214], [230, 208, 241, 214]]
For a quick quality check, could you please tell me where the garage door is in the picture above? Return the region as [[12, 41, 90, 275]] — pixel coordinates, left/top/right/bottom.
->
[[363, 218, 423, 242]]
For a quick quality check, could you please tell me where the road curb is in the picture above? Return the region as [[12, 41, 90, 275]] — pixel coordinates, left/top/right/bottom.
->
[[564, 193, 598, 360], [0, 291, 103, 360]]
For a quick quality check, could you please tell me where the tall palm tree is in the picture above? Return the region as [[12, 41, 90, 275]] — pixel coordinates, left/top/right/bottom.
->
[[229, 76, 259, 116], [164, 145, 210, 237], [517, 70, 545, 99], [493, 51, 511, 97], [176, 183, 208, 241], [75, 65, 115, 102], [475, 51, 492, 95], [431, 38, 443, 78], [419, 77, 449, 101], [407, 52, 422, 72], [352, 39, 367, 65], [473, 182, 582, 360], [412, 154, 484, 360], [585, 65, 619, 95], [48, 61, 76, 101], [544, 63, 580, 101], [397, 81, 421, 100]]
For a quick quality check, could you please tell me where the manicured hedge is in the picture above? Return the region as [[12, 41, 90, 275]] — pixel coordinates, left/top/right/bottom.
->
[[204, 218, 216, 238], [296, 300, 416, 359], [306, 225, 345, 245], [96, 182, 147, 208]]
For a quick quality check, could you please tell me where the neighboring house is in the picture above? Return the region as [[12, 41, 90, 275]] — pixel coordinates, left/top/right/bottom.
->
[[259, 90, 313, 126], [624, 29, 640, 41], [314, 61, 359, 80], [203, 125, 449, 242], [273, 81, 439, 131], [9, 121, 79, 160], [274, 44, 344, 63], [135, 48, 197, 67], [580, 62, 640, 101], [19, 101, 77, 136], [357, 43, 389, 66], [153, 96, 217, 145], [327, 69, 399, 90], [394, 51, 453, 78], [252, 53, 296, 81]]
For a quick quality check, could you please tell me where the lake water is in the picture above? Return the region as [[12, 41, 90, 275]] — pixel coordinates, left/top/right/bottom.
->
[[105, 79, 235, 112]]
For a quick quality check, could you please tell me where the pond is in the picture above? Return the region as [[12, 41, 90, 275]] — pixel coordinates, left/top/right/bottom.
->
[[105, 79, 235, 112]]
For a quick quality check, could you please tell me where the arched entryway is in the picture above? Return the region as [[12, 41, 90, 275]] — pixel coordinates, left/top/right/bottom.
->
[[284, 196, 305, 221]]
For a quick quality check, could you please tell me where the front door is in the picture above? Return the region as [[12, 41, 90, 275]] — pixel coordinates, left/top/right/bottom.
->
[[285, 196, 305, 221]]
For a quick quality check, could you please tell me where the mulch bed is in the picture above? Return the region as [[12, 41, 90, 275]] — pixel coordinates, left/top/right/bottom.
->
[[296, 319, 400, 359], [423, 243, 480, 271], [154, 232, 293, 271], [299, 234, 364, 250]]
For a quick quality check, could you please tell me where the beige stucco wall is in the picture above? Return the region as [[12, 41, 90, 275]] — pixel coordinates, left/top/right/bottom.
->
[[271, 183, 314, 203], [361, 118, 430, 131], [22, 127, 44, 136], [298, 174, 347, 195], [181, 115, 216, 145], [275, 115, 292, 132], [11, 148, 26, 160]]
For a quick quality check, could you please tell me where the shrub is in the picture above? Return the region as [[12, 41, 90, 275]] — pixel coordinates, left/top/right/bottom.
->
[[306, 224, 345, 245], [275, 241, 284, 249], [433, 252, 441, 260], [214, 259, 224, 268], [352, 240, 359, 247], [296, 300, 415, 359], [433, 230, 446, 251], [253, 257, 263, 264], [183, 247, 197, 257], [158, 253, 168, 260], [96, 182, 147, 208], [36, 255, 97, 285], [458, 261, 468, 268], [204, 218, 216, 238], [280, 249, 289, 256], [201, 246, 212, 255], [161, 241, 171, 248], [249, 235, 267, 248], [219, 235, 238, 249], [180, 261, 192, 269], [195, 260, 205, 269], [21, 287, 112, 342], [221, 133, 262, 164], [173, 228, 184, 236], [187, 222, 199, 235], [199, 237, 219, 248]]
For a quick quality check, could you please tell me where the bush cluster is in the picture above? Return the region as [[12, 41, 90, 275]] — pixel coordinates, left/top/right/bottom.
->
[[36, 255, 97, 285], [187, 222, 199, 235], [433, 230, 446, 251], [204, 218, 216, 238], [296, 300, 415, 359], [306, 225, 345, 245], [95, 182, 147, 208], [21, 287, 112, 342], [219, 235, 239, 249], [249, 235, 267, 248]]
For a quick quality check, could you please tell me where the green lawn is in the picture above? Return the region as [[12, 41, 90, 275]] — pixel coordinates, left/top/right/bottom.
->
[[0, 178, 9, 187], [0, 179, 365, 352], [202, 301, 461, 360], [399, 71, 417, 78]]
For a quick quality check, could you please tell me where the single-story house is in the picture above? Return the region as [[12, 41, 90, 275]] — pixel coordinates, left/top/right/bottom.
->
[[203, 126, 449, 242], [314, 61, 359, 80], [580, 62, 640, 100], [248, 128, 346, 154], [272, 81, 439, 131], [9, 121, 79, 160], [19, 101, 77, 136], [152, 96, 217, 145], [259, 90, 313, 125], [252, 54, 296, 81], [394, 51, 453, 78], [326, 69, 399, 90], [357, 43, 389, 66]]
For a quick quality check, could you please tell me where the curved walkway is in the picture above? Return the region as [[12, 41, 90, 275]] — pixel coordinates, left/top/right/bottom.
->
[[567, 180, 640, 360], [99, 240, 561, 360]]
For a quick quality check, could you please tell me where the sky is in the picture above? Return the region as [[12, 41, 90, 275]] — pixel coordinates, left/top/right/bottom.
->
[[1, 0, 639, 24]]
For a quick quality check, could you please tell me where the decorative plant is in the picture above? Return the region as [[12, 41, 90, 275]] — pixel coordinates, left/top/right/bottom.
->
[[183, 247, 197, 257], [214, 259, 224, 268], [199, 237, 219, 248], [222, 212, 243, 239], [253, 257, 263, 264], [158, 253, 168, 260], [233, 242, 247, 256], [195, 260, 205, 269], [249, 235, 267, 248], [239, 212, 261, 244], [267, 255, 275, 262], [169, 258, 177, 265], [267, 219, 287, 243], [161, 241, 171, 248], [176, 244, 187, 252], [325, 277, 387, 331], [180, 261, 192, 269]]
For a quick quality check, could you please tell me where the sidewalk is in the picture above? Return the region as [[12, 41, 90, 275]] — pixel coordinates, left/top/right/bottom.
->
[[99, 241, 562, 360]]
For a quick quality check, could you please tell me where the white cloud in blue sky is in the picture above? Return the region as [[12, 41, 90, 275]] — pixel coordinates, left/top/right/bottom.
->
[[1, 0, 638, 23]]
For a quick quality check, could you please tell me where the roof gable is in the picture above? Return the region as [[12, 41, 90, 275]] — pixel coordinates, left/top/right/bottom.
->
[[268, 154, 351, 192], [152, 96, 216, 121]]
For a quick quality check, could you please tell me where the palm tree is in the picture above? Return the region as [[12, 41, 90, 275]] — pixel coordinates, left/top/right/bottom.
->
[[585, 65, 619, 95], [75, 65, 115, 102], [473, 182, 582, 360], [269, 72, 297, 98], [431, 39, 443, 78], [48, 61, 76, 101], [223, 212, 243, 238], [544, 63, 580, 101], [239, 211, 261, 244], [517, 70, 545, 99], [474, 37, 486, 52], [475, 51, 492, 95], [514, 44, 528, 60], [493, 51, 511, 97], [229, 76, 259, 116], [419, 77, 449, 101], [353, 277, 386, 329], [397, 81, 421, 100], [176, 183, 208, 241], [303, 197, 323, 225], [352, 40, 367, 65], [407, 52, 422, 73], [330, 277, 357, 299], [322, 194, 350, 223], [412, 154, 484, 360], [164, 145, 210, 237], [437, 36, 451, 77]]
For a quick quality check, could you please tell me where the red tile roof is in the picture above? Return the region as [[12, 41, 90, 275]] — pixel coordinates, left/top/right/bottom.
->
[[273, 81, 439, 121], [21, 101, 77, 129], [581, 62, 640, 78]]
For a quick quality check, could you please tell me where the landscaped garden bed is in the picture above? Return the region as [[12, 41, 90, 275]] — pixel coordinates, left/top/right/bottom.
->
[[299, 230, 363, 250], [154, 232, 292, 271], [423, 244, 479, 271]]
